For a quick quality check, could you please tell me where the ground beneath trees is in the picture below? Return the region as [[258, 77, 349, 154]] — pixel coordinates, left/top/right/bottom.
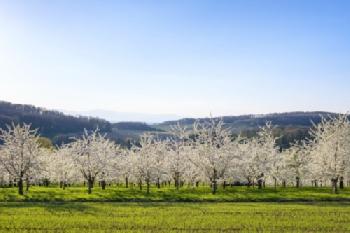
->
[[1, 186, 350, 202]]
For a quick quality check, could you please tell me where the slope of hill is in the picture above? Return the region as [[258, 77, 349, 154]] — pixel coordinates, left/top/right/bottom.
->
[[0, 101, 112, 144], [0, 100, 338, 148], [155, 112, 334, 132], [154, 111, 337, 148]]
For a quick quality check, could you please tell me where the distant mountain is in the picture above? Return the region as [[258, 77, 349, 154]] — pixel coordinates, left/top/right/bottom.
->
[[0, 100, 339, 148]]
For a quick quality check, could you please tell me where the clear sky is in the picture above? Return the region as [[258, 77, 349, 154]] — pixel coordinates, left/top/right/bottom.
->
[[0, 0, 349, 118]]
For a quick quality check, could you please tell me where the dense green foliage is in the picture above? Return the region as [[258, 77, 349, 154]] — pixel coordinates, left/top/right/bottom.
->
[[0, 202, 349, 232], [1, 186, 350, 202]]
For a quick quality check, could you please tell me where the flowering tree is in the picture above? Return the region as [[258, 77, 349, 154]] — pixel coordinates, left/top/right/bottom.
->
[[190, 118, 237, 194], [284, 142, 310, 188], [254, 122, 278, 188], [132, 133, 160, 194], [167, 123, 191, 190], [0, 123, 41, 195], [70, 129, 116, 194], [52, 146, 78, 189], [111, 147, 131, 188], [309, 115, 350, 193]]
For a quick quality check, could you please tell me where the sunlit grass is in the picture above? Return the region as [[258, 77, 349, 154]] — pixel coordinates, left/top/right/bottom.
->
[[0, 202, 349, 232], [1, 185, 350, 202]]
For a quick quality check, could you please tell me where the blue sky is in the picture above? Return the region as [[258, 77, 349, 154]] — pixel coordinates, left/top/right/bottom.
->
[[0, 0, 349, 118]]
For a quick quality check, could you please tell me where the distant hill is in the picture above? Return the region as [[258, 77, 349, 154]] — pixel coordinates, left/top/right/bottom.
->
[[154, 112, 337, 148], [0, 101, 112, 145], [0, 100, 339, 148], [0, 101, 163, 146], [155, 111, 335, 132]]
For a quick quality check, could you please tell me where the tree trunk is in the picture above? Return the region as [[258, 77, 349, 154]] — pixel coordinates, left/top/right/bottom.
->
[[211, 169, 218, 194], [257, 173, 264, 189], [282, 180, 286, 188], [296, 176, 300, 188], [139, 180, 142, 190], [125, 177, 129, 188], [25, 177, 30, 192], [340, 177, 344, 189], [273, 177, 277, 189], [174, 172, 180, 190], [18, 178, 24, 195], [101, 180, 106, 190], [331, 178, 338, 194], [146, 179, 150, 194], [87, 178, 94, 194], [156, 178, 160, 189], [247, 177, 252, 188], [223, 180, 226, 189]]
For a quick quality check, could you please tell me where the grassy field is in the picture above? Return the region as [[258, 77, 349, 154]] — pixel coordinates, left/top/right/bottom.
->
[[0, 202, 349, 233], [1, 186, 350, 202]]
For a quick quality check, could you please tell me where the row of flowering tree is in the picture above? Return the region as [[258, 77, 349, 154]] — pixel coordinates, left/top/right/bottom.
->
[[0, 114, 349, 195]]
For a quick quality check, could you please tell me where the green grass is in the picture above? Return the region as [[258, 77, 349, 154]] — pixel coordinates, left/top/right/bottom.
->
[[1, 186, 350, 202], [0, 202, 349, 232]]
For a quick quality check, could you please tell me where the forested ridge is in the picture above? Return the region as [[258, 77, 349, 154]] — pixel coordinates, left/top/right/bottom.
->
[[0, 100, 337, 147]]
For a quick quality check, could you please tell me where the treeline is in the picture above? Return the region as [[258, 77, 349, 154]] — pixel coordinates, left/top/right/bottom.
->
[[0, 115, 349, 196]]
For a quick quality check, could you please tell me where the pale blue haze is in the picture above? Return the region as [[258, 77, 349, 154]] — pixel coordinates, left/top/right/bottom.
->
[[0, 0, 349, 119]]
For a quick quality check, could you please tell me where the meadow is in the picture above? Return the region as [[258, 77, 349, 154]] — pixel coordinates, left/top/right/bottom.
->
[[0, 201, 349, 233], [1, 185, 350, 202]]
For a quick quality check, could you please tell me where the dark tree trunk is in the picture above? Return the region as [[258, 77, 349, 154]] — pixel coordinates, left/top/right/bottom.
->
[[273, 177, 277, 189], [247, 177, 252, 188], [146, 179, 150, 194], [257, 173, 264, 189], [139, 180, 142, 190], [87, 178, 94, 194], [101, 180, 106, 190], [223, 180, 226, 189], [18, 178, 24, 195], [331, 178, 339, 194], [340, 177, 344, 189], [25, 177, 30, 192], [174, 172, 180, 190], [211, 169, 218, 194], [282, 180, 286, 188], [125, 177, 129, 188], [296, 176, 300, 188], [157, 178, 160, 189]]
